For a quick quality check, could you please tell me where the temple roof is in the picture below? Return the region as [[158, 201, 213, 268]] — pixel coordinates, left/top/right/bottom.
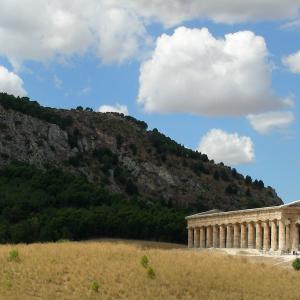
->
[[282, 199, 300, 208], [186, 199, 300, 220]]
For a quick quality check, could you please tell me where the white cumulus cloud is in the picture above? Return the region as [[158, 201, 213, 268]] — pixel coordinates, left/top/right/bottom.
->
[[0, 66, 27, 97], [138, 27, 288, 116], [282, 50, 300, 73], [1, 1, 300, 68], [247, 111, 294, 134], [198, 129, 255, 165], [98, 104, 129, 115], [0, 0, 148, 67], [121, 0, 300, 26]]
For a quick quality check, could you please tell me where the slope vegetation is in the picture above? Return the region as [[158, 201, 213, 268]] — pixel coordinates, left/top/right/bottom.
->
[[0, 93, 282, 212]]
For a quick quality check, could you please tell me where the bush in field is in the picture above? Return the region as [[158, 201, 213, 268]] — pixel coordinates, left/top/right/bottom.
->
[[147, 267, 156, 279], [140, 255, 149, 268], [8, 249, 20, 262], [292, 258, 300, 270], [90, 281, 100, 293]]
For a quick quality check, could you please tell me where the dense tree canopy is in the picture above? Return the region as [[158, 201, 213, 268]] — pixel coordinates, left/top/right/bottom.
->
[[0, 163, 186, 244]]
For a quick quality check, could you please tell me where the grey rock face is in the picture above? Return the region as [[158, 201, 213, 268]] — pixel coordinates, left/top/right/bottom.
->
[[0, 105, 283, 211]]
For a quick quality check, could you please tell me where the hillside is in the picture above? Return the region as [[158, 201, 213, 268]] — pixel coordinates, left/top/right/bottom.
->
[[0, 240, 298, 300], [0, 93, 282, 213]]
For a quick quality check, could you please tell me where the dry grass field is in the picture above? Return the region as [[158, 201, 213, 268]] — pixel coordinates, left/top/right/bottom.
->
[[0, 240, 299, 300]]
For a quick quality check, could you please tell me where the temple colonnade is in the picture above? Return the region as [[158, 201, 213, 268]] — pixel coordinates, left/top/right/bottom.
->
[[188, 219, 300, 252], [186, 203, 300, 254]]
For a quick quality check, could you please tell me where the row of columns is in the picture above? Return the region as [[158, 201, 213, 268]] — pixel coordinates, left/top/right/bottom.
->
[[188, 219, 300, 253]]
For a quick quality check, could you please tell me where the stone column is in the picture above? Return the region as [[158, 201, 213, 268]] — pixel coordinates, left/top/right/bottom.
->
[[233, 223, 240, 248], [271, 220, 278, 251], [263, 221, 270, 251], [188, 227, 194, 248], [292, 223, 299, 252], [286, 223, 291, 252], [200, 227, 206, 248], [213, 225, 219, 248], [206, 226, 213, 248], [241, 223, 247, 248], [278, 219, 286, 252], [248, 222, 255, 249], [219, 225, 226, 248], [226, 224, 233, 248], [194, 227, 200, 248], [256, 222, 262, 250]]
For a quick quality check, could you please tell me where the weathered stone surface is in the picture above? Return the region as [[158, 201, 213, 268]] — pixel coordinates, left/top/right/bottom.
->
[[186, 200, 300, 254]]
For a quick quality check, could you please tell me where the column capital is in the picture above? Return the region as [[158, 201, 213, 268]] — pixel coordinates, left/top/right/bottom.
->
[[285, 219, 291, 225]]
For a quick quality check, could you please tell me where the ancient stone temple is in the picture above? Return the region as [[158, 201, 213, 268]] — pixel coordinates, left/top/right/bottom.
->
[[186, 200, 300, 254]]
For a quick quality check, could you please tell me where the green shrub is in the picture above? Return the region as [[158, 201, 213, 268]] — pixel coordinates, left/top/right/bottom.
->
[[90, 281, 100, 293], [129, 143, 137, 155], [124, 115, 148, 130], [56, 239, 70, 243], [147, 267, 156, 279], [292, 258, 300, 270], [125, 179, 139, 195], [8, 249, 20, 262], [66, 153, 83, 167], [140, 255, 149, 268], [116, 135, 124, 149], [225, 183, 238, 194]]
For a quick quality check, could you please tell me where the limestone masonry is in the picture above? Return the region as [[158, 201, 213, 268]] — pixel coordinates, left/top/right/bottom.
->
[[186, 200, 300, 254]]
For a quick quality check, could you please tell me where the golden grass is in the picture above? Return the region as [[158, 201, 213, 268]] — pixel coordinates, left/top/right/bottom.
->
[[0, 240, 299, 300]]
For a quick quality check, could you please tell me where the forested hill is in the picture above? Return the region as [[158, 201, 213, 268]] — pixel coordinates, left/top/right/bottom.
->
[[0, 93, 283, 243], [0, 93, 282, 212]]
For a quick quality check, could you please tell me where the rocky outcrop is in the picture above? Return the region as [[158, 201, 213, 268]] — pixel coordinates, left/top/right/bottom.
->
[[0, 102, 283, 211]]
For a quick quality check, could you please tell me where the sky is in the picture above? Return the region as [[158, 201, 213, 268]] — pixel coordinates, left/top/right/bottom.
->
[[0, 0, 300, 203]]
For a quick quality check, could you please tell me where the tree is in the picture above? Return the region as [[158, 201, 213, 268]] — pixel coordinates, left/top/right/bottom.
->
[[213, 170, 220, 180], [125, 179, 139, 195], [245, 175, 252, 185]]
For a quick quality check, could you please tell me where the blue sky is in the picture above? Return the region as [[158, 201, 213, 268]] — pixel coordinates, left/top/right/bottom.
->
[[0, 0, 300, 203]]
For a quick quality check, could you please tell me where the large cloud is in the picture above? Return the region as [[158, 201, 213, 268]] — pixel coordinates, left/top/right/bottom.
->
[[0, 0, 147, 67], [98, 104, 129, 115], [0, 66, 27, 97], [138, 27, 288, 116], [198, 129, 255, 165], [247, 111, 294, 134], [282, 50, 300, 73], [201, 0, 300, 24], [1, 1, 300, 67], [124, 0, 300, 25]]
